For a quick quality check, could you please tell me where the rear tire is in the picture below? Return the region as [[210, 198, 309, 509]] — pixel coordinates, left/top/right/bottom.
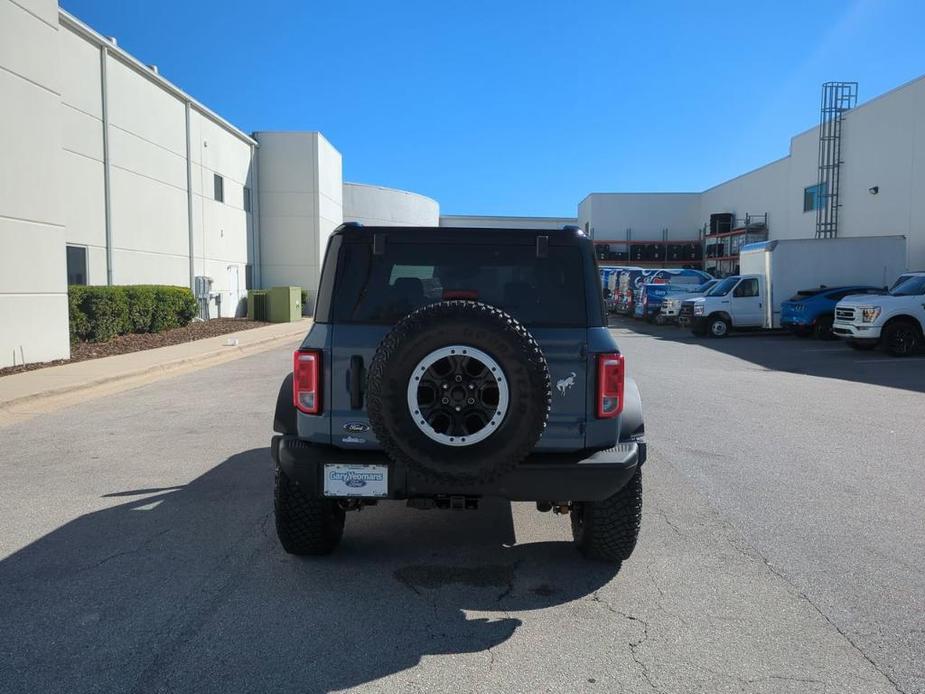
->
[[274, 466, 345, 555], [571, 469, 643, 564], [881, 320, 921, 356]]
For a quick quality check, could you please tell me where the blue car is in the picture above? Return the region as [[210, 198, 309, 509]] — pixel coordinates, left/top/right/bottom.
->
[[781, 285, 885, 339], [634, 269, 713, 321]]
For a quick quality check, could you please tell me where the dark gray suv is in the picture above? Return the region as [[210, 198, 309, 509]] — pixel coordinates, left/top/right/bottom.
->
[[271, 224, 646, 564]]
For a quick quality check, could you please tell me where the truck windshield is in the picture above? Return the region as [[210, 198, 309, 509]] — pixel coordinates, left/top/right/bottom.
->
[[890, 276, 925, 296], [330, 242, 588, 326], [706, 277, 738, 297]]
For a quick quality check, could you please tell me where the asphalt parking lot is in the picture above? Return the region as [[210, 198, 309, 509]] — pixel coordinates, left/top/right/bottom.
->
[[0, 322, 922, 694]]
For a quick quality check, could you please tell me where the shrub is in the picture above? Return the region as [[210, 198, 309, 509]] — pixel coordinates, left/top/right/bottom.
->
[[150, 286, 198, 332], [82, 286, 129, 342], [67, 285, 198, 343], [68, 286, 90, 344], [123, 286, 157, 333]]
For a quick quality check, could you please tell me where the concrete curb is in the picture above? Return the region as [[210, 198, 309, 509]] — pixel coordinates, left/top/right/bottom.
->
[[0, 321, 308, 425]]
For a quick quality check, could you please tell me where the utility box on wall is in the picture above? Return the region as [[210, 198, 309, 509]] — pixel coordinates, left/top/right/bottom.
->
[[268, 286, 302, 323]]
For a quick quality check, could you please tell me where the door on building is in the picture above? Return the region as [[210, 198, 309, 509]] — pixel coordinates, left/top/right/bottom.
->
[[227, 265, 242, 317]]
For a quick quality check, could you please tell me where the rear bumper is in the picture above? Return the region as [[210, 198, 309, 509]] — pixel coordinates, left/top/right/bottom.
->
[[272, 436, 644, 502]]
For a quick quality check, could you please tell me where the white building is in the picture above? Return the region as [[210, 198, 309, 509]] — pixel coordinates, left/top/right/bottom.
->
[[581, 76, 925, 270], [2, 0, 924, 368]]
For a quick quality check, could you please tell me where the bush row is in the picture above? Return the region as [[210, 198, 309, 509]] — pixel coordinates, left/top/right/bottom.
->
[[68, 285, 198, 343]]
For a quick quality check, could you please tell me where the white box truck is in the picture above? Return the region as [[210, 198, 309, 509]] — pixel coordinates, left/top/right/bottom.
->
[[689, 236, 906, 337]]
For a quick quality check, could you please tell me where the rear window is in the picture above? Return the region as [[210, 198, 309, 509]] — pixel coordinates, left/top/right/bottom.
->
[[331, 242, 587, 326]]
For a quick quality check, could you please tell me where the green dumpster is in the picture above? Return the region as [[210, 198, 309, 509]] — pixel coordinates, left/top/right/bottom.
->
[[268, 286, 302, 323]]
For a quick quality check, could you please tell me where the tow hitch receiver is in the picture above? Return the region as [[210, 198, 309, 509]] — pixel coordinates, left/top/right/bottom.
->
[[408, 496, 480, 510]]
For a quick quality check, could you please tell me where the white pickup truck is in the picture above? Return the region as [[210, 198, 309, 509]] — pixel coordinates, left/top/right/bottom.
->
[[833, 272, 925, 355], [688, 236, 906, 338]]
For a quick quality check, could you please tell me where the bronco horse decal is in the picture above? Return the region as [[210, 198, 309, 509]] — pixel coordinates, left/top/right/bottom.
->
[[556, 372, 577, 396]]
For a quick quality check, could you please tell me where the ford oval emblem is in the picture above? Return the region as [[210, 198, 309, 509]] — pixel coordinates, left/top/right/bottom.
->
[[344, 422, 370, 433], [345, 477, 367, 488]]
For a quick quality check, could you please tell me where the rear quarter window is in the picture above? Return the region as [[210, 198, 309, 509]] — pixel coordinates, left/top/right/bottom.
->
[[331, 242, 588, 326]]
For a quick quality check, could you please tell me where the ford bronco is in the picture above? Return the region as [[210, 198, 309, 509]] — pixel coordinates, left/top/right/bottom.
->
[[271, 224, 646, 564]]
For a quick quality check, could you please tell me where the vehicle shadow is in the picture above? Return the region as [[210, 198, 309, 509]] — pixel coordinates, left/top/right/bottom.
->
[[609, 315, 925, 394], [0, 448, 620, 693]]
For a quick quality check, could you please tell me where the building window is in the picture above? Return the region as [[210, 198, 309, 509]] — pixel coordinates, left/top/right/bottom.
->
[[66, 245, 88, 286], [803, 183, 826, 212], [214, 173, 224, 202], [243, 186, 251, 213]]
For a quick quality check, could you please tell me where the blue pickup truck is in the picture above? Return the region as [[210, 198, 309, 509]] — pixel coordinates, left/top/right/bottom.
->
[[633, 269, 714, 321], [781, 285, 885, 339]]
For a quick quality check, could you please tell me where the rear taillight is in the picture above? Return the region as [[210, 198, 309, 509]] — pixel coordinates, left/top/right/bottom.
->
[[596, 353, 624, 418], [293, 350, 321, 414]]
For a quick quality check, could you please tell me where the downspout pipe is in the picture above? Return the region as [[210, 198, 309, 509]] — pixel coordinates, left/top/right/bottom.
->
[[100, 46, 113, 285], [185, 101, 195, 289], [251, 140, 262, 289]]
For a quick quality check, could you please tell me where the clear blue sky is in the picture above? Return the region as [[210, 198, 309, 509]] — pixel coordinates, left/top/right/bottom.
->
[[61, 0, 925, 217]]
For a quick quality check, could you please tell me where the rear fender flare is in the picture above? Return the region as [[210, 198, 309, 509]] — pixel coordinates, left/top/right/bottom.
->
[[620, 376, 644, 443], [274, 373, 297, 435]]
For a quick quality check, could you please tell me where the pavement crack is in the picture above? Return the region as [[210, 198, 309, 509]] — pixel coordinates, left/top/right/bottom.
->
[[257, 510, 273, 538], [760, 559, 907, 694], [590, 592, 660, 693], [495, 559, 521, 603], [716, 520, 907, 694], [75, 528, 171, 573]]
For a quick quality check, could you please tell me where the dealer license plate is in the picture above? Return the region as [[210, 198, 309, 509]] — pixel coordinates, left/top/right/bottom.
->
[[323, 464, 389, 497]]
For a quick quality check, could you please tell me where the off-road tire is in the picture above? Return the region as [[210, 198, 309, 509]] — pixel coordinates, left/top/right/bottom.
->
[[274, 466, 345, 555], [367, 300, 551, 485], [881, 320, 921, 356], [571, 469, 643, 564]]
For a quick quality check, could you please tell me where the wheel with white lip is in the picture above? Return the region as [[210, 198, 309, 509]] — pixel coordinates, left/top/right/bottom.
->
[[407, 345, 510, 447], [368, 300, 551, 485]]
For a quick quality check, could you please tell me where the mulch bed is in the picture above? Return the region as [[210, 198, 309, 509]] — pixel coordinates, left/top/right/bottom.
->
[[0, 318, 272, 378]]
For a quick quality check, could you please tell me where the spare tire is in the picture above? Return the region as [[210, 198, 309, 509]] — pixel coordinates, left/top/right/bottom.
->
[[367, 300, 550, 485]]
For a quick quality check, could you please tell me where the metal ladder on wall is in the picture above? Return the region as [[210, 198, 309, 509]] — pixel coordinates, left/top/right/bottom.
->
[[815, 82, 858, 238]]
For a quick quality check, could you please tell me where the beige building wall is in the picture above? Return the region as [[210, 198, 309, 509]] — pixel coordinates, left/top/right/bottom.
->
[[0, 0, 70, 368], [344, 183, 439, 227], [440, 214, 575, 230], [256, 131, 343, 300], [57, 12, 257, 318]]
